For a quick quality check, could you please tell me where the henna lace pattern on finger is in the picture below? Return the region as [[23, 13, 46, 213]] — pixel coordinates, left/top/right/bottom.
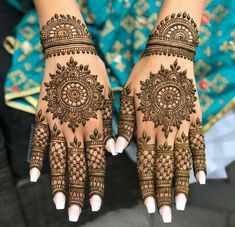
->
[[49, 124, 67, 196], [86, 129, 105, 198], [174, 132, 190, 198], [137, 60, 197, 138], [118, 84, 135, 142], [156, 142, 174, 209], [40, 14, 97, 58], [68, 136, 86, 208], [30, 110, 49, 171], [189, 118, 206, 175], [43, 57, 104, 132], [137, 131, 155, 200], [142, 12, 199, 61]]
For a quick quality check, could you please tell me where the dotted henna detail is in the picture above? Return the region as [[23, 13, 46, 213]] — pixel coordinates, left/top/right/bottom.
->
[[43, 57, 104, 132], [40, 14, 97, 58], [142, 12, 199, 61], [137, 60, 197, 138]]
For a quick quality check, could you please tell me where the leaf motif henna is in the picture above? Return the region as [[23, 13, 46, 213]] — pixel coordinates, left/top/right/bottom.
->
[[137, 60, 197, 138], [142, 12, 199, 61], [43, 57, 104, 132], [40, 14, 97, 58]]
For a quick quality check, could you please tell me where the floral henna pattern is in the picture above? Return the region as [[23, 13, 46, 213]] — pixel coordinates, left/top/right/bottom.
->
[[68, 136, 87, 207], [137, 131, 155, 200], [174, 132, 191, 197], [189, 118, 206, 175], [49, 123, 67, 196], [142, 12, 199, 61], [43, 57, 104, 132], [155, 142, 174, 209], [40, 14, 97, 58], [86, 129, 105, 198], [30, 110, 49, 171], [137, 60, 197, 138], [118, 84, 135, 142]]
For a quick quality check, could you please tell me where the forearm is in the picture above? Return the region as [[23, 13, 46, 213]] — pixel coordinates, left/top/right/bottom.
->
[[156, 0, 205, 29], [33, 0, 85, 28]]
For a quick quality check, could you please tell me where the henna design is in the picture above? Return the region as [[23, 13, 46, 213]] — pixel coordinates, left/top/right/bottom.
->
[[49, 123, 67, 196], [86, 129, 105, 198], [43, 57, 104, 132], [137, 60, 197, 138], [40, 14, 97, 58], [137, 131, 155, 200], [103, 88, 114, 144], [155, 142, 174, 209], [174, 132, 190, 197], [118, 84, 135, 142], [189, 118, 206, 175], [142, 12, 199, 61], [68, 136, 86, 207], [30, 110, 49, 171]]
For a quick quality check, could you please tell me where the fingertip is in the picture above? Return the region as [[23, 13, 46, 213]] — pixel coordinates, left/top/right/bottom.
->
[[175, 193, 187, 211], [196, 170, 206, 184], [105, 138, 118, 156], [115, 136, 127, 154], [144, 196, 156, 213], [53, 192, 66, 210], [90, 195, 102, 212], [159, 205, 172, 223], [29, 168, 40, 182], [68, 204, 81, 222]]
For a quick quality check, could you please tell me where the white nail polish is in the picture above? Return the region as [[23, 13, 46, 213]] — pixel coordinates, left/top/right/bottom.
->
[[90, 195, 102, 212], [108, 139, 118, 156], [197, 171, 206, 184], [69, 205, 81, 222], [116, 137, 126, 153], [160, 206, 172, 223], [175, 194, 187, 211], [29, 168, 40, 182], [144, 197, 156, 213], [53, 192, 65, 210]]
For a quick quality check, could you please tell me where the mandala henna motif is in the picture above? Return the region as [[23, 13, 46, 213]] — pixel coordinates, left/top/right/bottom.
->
[[40, 14, 97, 58], [86, 129, 105, 198], [68, 136, 86, 207], [174, 132, 190, 197], [189, 117, 206, 175], [137, 131, 155, 200], [142, 12, 199, 61], [103, 88, 114, 144], [155, 142, 174, 209], [49, 123, 67, 196], [118, 84, 135, 142], [30, 110, 49, 171], [137, 60, 197, 138], [43, 57, 104, 132]]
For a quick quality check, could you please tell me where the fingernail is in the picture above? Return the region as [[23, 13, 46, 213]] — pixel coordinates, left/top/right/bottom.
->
[[159, 206, 172, 223], [197, 171, 206, 184], [53, 192, 65, 210], [175, 193, 187, 211], [29, 168, 40, 182], [107, 139, 118, 156], [144, 196, 156, 213], [68, 205, 81, 222], [116, 137, 126, 153], [90, 195, 102, 212]]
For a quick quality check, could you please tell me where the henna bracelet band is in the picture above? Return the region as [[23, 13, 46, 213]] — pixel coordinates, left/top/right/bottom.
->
[[142, 12, 199, 61], [40, 14, 97, 58]]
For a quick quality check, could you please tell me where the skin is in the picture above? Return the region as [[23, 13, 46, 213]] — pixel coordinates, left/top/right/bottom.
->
[[116, 0, 206, 223]]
